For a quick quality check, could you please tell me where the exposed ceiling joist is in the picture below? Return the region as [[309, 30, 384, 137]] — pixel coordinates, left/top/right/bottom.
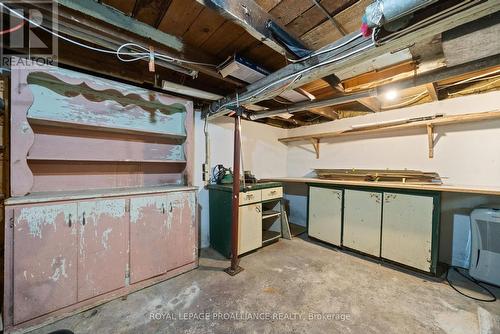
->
[[54, 0, 240, 86], [203, 0, 500, 118], [196, 0, 306, 56], [358, 97, 381, 112], [425, 83, 439, 101]]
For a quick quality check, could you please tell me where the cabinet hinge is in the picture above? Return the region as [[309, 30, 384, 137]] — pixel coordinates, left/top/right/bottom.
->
[[125, 201, 130, 213]]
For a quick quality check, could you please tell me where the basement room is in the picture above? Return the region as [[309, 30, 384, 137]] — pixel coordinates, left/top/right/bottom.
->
[[0, 0, 499, 333]]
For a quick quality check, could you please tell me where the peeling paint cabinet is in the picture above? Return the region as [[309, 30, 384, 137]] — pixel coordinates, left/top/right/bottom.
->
[[381, 193, 436, 272], [308, 186, 342, 246], [343, 190, 383, 257], [12, 203, 78, 324], [5, 188, 197, 329], [307, 184, 440, 274]]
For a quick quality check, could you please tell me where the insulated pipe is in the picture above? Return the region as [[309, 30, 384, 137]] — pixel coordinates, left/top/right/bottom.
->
[[365, 0, 439, 28], [249, 90, 377, 120]]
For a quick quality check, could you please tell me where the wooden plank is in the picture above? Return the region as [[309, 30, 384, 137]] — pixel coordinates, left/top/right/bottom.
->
[[269, 0, 314, 26], [182, 7, 226, 47], [301, 0, 370, 49], [157, 0, 204, 37], [286, 0, 357, 37], [342, 61, 416, 92], [196, 0, 303, 55], [255, 0, 282, 11], [132, 0, 173, 27], [199, 21, 247, 55], [278, 109, 500, 143], [308, 106, 338, 120], [263, 177, 500, 196], [358, 97, 381, 112], [102, 0, 136, 16], [426, 82, 439, 101]]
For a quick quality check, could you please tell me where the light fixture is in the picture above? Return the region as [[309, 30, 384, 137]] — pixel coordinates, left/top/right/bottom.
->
[[161, 80, 223, 101], [384, 89, 399, 101]]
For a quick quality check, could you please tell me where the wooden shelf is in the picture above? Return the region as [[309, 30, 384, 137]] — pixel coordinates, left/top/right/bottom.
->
[[278, 110, 500, 159], [262, 230, 281, 244], [262, 210, 281, 220], [29, 118, 187, 141], [27, 157, 187, 164]]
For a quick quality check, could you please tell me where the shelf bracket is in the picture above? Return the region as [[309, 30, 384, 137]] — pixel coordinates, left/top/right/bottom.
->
[[310, 138, 320, 159], [427, 124, 434, 159]]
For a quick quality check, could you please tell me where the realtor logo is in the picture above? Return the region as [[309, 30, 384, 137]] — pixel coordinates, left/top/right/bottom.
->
[[0, 0, 58, 67]]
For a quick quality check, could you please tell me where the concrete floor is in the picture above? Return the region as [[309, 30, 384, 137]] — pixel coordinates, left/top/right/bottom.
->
[[30, 237, 500, 334]]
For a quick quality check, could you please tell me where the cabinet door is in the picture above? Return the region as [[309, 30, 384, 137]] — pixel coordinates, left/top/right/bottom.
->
[[165, 192, 197, 271], [382, 193, 434, 272], [308, 187, 342, 246], [238, 204, 263, 255], [77, 199, 127, 301], [13, 203, 77, 324], [130, 194, 169, 283], [343, 190, 382, 257]]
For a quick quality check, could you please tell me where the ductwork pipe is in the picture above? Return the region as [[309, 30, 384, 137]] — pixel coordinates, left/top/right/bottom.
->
[[365, 0, 439, 28], [249, 90, 377, 120]]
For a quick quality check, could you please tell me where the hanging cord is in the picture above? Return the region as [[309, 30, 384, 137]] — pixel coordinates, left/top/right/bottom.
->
[[0, 3, 218, 68], [446, 266, 497, 302]]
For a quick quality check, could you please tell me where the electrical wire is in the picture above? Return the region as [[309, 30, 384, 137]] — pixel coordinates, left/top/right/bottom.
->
[[213, 40, 375, 115], [0, 3, 218, 68], [286, 32, 363, 63], [447, 78, 500, 97], [446, 266, 497, 302]]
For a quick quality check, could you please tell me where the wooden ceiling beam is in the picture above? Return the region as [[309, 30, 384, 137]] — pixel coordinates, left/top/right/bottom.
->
[[195, 0, 304, 56], [358, 97, 381, 112], [54, 0, 243, 86], [203, 1, 499, 118], [425, 82, 439, 101], [308, 106, 339, 120]]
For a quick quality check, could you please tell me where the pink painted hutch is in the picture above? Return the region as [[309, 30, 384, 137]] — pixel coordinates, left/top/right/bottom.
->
[[3, 62, 197, 332]]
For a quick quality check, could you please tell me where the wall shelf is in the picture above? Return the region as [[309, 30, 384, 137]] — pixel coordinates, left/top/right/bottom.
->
[[278, 110, 500, 159], [29, 118, 187, 141], [27, 157, 187, 164]]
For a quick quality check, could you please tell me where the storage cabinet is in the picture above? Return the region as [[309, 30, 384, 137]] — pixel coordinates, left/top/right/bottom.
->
[[77, 198, 128, 301], [130, 194, 169, 283], [5, 187, 197, 330], [165, 192, 197, 270], [308, 186, 342, 246], [343, 190, 382, 257], [381, 192, 437, 272], [209, 182, 285, 258], [307, 184, 440, 273], [238, 203, 263, 255], [13, 203, 78, 324]]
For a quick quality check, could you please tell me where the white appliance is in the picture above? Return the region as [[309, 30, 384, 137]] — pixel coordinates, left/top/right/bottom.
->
[[451, 214, 471, 269], [469, 207, 500, 286]]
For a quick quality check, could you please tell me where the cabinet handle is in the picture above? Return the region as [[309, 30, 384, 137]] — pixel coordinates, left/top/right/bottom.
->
[[247, 194, 254, 199], [82, 212, 86, 226], [68, 214, 72, 228], [169, 203, 173, 213], [256, 206, 261, 213], [270, 190, 277, 194], [162, 203, 166, 214]]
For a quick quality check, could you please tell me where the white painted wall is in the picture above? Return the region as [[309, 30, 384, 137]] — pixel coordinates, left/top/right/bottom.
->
[[193, 114, 288, 248], [284, 91, 500, 263], [194, 91, 500, 262]]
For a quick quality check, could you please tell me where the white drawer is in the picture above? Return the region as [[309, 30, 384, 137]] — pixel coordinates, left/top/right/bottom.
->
[[239, 190, 262, 205], [262, 187, 283, 201]]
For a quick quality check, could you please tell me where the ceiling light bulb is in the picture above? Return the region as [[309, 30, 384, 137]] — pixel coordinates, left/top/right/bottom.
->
[[385, 89, 398, 101]]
